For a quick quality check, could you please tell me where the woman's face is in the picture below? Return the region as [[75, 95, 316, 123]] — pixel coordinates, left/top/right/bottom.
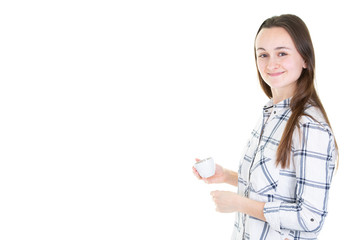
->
[[255, 27, 306, 98]]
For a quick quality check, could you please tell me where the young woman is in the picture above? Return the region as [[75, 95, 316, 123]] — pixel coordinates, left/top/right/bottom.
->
[[193, 14, 338, 240]]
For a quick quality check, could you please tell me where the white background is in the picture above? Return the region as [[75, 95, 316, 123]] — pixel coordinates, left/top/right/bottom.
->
[[0, 0, 358, 239]]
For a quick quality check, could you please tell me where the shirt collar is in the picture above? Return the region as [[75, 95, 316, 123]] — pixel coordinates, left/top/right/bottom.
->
[[263, 97, 291, 113], [273, 97, 291, 109]]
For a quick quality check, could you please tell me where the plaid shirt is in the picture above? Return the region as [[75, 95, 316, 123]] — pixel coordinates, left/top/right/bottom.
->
[[232, 98, 336, 240]]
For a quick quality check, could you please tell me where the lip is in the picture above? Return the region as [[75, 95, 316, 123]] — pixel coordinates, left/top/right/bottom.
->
[[267, 72, 284, 77]]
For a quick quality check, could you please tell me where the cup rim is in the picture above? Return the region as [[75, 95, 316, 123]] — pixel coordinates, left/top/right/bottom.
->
[[194, 157, 213, 165]]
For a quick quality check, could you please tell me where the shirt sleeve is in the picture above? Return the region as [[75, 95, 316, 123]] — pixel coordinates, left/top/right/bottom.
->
[[263, 121, 336, 233]]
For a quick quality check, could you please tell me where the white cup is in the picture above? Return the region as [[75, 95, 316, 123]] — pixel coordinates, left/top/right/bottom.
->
[[194, 157, 215, 178]]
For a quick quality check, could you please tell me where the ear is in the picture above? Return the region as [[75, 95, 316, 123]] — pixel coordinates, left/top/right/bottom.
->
[[303, 60, 307, 69]]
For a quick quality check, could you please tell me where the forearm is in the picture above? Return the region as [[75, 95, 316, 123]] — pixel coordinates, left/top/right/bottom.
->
[[211, 190, 266, 221], [237, 196, 266, 222], [223, 168, 238, 187]]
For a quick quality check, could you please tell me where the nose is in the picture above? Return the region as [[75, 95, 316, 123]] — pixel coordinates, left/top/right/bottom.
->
[[266, 56, 280, 71]]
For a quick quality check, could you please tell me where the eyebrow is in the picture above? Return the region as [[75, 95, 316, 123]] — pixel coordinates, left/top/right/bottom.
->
[[256, 47, 291, 51]]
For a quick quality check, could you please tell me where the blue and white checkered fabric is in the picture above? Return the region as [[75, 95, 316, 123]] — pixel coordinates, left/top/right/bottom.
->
[[232, 98, 336, 240]]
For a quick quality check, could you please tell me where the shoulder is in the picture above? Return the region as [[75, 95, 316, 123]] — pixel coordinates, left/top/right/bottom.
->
[[298, 105, 332, 136], [291, 105, 335, 150]]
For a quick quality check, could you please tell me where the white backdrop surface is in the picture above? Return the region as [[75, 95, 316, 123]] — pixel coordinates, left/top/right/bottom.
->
[[0, 0, 358, 239]]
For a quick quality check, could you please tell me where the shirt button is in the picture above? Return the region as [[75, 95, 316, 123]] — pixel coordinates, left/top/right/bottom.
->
[[273, 111, 276, 114], [310, 218, 314, 222]]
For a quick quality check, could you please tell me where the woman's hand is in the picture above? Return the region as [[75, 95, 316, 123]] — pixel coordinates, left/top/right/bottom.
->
[[210, 191, 267, 221], [210, 190, 241, 213], [192, 158, 227, 184]]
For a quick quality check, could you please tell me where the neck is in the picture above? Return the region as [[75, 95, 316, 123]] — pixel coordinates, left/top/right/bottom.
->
[[271, 86, 296, 104]]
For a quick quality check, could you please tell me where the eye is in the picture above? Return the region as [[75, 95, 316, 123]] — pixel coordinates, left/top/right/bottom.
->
[[279, 52, 287, 57], [258, 53, 268, 58]]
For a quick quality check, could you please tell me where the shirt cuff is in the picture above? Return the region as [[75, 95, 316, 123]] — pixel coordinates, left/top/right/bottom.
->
[[263, 201, 282, 233]]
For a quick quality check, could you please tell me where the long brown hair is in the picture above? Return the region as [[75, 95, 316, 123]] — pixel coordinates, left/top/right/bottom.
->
[[254, 14, 338, 168]]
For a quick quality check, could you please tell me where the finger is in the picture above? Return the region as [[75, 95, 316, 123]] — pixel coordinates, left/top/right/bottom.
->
[[192, 166, 199, 175], [205, 177, 216, 184], [204, 175, 215, 183], [210, 190, 218, 197], [192, 167, 202, 179], [195, 158, 201, 162]]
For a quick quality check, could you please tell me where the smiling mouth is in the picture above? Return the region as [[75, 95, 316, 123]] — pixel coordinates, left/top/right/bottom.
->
[[268, 72, 284, 77]]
